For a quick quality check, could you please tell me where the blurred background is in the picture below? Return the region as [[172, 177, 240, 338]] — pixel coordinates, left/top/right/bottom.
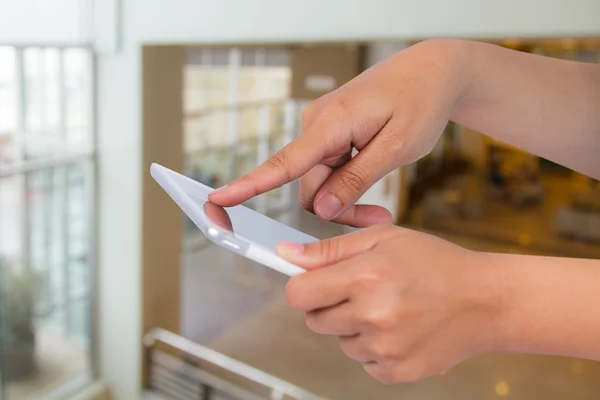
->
[[1, 1, 600, 399]]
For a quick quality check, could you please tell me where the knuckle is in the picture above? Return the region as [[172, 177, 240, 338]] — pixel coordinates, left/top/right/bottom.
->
[[385, 116, 422, 161], [266, 151, 293, 181], [368, 223, 395, 237], [350, 266, 382, 292], [368, 341, 397, 360], [317, 237, 341, 260], [330, 94, 352, 115], [361, 307, 394, 330], [337, 167, 368, 195]]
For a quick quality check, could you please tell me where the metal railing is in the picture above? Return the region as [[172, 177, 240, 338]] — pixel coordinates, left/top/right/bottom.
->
[[143, 328, 326, 400], [185, 98, 293, 119]]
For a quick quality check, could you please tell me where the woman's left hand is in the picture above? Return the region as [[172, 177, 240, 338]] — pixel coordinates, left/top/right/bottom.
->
[[276, 225, 503, 384]]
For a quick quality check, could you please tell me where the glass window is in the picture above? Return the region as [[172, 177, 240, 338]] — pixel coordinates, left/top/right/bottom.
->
[[0, 176, 24, 262], [20, 48, 92, 161], [183, 46, 295, 230], [64, 49, 91, 150], [0, 46, 94, 400], [0, 47, 17, 165]]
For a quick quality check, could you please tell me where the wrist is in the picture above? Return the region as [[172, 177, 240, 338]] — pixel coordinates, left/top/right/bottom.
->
[[465, 250, 511, 354], [478, 252, 600, 360], [410, 38, 476, 116]]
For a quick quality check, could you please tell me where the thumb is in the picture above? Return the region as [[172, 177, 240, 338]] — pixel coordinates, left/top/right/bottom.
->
[[275, 224, 393, 270], [313, 132, 399, 221]]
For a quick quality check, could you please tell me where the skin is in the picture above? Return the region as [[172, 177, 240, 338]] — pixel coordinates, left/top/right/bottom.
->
[[208, 39, 600, 384], [276, 227, 600, 383]]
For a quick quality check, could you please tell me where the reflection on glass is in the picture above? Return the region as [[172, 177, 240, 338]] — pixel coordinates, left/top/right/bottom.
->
[[43, 48, 61, 131], [0, 44, 93, 399], [183, 48, 296, 240], [64, 48, 90, 149], [0, 47, 17, 165], [0, 176, 24, 261], [1, 163, 92, 398], [23, 48, 43, 132], [19, 47, 91, 161], [203, 202, 234, 232]]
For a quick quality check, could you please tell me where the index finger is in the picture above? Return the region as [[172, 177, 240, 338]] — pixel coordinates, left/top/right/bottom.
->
[[203, 202, 234, 232], [208, 131, 327, 207], [286, 259, 356, 312]]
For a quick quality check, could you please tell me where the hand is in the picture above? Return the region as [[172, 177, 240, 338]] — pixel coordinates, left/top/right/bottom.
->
[[275, 225, 502, 384], [209, 39, 469, 227]]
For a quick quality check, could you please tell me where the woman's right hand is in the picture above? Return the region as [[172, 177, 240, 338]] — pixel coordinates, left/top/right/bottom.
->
[[209, 39, 470, 227]]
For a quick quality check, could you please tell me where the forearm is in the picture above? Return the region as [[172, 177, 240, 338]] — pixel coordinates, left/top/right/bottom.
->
[[450, 40, 600, 179], [486, 252, 600, 360]]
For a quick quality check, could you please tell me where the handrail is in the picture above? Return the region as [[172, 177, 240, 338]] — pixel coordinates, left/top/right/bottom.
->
[[0, 152, 94, 177], [184, 98, 292, 118], [183, 128, 288, 154], [143, 327, 325, 400]]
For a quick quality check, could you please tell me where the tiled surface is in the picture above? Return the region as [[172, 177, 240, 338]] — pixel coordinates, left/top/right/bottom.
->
[[181, 208, 600, 400], [181, 210, 344, 345], [207, 295, 600, 400]]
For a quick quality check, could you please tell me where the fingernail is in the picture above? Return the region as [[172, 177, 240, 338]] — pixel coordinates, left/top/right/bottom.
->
[[316, 193, 343, 220], [276, 242, 304, 257]]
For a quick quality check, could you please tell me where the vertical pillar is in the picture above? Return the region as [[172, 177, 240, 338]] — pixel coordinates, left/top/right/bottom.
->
[[255, 104, 270, 215], [141, 45, 185, 385]]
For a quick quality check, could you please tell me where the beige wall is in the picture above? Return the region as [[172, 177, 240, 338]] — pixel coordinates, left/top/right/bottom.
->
[[140, 45, 185, 385]]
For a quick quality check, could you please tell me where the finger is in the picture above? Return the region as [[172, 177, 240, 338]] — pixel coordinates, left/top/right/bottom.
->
[[285, 259, 361, 311], [299, 164, 333, 212], [313, 133, 399, 220], [305, 301, 361, 336], [332, 204, 393, 228], [339, 335, 376, 363], [363, 361, 423, 385], [276, 224, 396, 270], [207, 135, 325, 206], [363, 362, 396, 385], [203, 202, 233, 232], [301, 164, 393, 227], [208, 106, 350, 207]]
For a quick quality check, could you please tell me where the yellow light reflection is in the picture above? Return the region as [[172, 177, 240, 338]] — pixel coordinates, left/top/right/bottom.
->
[[517, 233, 532, 247], [495, 381, 510, 397], [559, 38, 577, 50], [503, 38, 522, 49]]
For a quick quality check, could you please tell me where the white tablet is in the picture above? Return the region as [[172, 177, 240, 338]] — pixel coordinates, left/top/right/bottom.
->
[[150, 163, 316, 276]]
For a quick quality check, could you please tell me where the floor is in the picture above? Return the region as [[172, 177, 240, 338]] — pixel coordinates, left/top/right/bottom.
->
[[181, 208, 600, 400]]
